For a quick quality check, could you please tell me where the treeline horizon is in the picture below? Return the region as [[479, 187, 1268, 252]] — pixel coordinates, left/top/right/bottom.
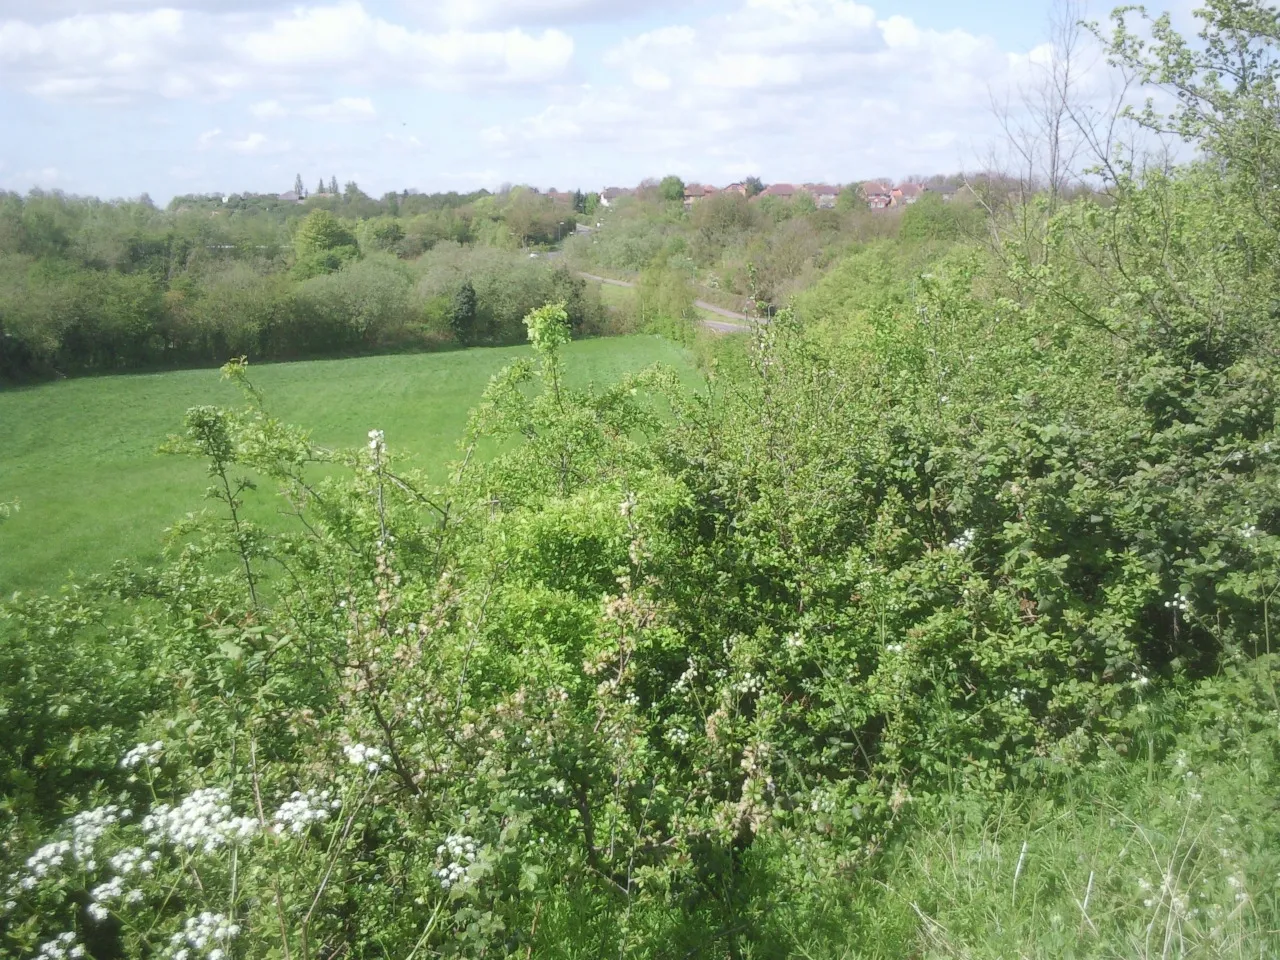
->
[[0, 172, 990, 383]]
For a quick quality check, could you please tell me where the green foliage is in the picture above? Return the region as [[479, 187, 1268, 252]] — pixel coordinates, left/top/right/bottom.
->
[[898, 191, 985, 243], [7, 7, 1280, 957], [658, 175, 685, 203], [292, 210, 359, 278], [450, 278, 477, 345]]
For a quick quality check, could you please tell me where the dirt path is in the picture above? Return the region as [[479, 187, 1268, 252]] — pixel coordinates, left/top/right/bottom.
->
[[579, 273, 754, 334]]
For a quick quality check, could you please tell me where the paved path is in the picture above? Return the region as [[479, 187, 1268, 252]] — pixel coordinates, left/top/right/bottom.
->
[[579, 272, 754, 334]]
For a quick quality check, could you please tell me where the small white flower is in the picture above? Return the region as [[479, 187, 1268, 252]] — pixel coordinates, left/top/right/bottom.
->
[[121, 741, 164, 770], [344, 743, 392, 774]]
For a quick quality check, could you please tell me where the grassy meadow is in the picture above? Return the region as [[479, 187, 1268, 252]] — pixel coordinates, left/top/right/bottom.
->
[[0, 335, 695, 594]]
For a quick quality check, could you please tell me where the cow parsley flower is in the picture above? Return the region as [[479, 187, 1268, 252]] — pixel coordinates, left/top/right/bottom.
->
[[70, 805, 125, 863], [1164, 593, 1190, 613], [142, 789, 258, 853], [109, 846, 159, 877], [34, 932, 85, 959], [121, 741, 164, 770], [344, 743, 392, 774], [272, 789, 339, 834], [25, 841, 71, 881], [166, 912, 241, 960], [435, 835, 478, 890], [88, 876, 128, 920], [948, 529, 975, 553]]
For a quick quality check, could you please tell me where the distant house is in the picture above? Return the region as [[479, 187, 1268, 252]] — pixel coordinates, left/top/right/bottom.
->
[[547, 190, 576, 205], [277, 191, 305, 204], [807, 184, 840, 209], [599, 187, 633, 207], [860, 182, 893, 209], [722, 182, 747, 196], [683, 183, 719, 208], [935, 184, 960, 202], [757, 183, 796, 199], [898, 183, 925, 205]]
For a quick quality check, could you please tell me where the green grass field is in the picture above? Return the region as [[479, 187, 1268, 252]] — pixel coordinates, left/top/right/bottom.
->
[[0, 336, 695, 594]]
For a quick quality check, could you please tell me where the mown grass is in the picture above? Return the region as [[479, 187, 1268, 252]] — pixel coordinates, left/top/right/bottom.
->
[[0, 336, 695, 594]]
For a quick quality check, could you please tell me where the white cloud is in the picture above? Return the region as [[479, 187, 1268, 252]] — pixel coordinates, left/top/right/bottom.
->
[[486, 0, 1122, 184], [0, 1, 576, 103], [238, 2, 574, 88], [411, 0, 673, 29], [197, 127, 222, 148], [301, 96, 377, 121], [227, 132, 290, 154], [249, 99, 287, 119]]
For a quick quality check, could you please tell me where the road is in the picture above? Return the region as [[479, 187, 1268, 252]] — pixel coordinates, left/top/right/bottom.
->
[[578, 272, 755, 334]]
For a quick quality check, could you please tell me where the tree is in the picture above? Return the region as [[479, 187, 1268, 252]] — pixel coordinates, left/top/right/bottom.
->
[[744, 176, 764, 198], [294, 174, 305, 197], [450, 279, 477, 345], [317, 179, 326, 196], [329, 176, 339, 195], [573, 190, 585, 214], [293, 210, 358, 278], [659, 175, 685, 203]]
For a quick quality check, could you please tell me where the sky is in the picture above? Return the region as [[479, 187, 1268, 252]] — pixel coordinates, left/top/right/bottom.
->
[[0, 0, 1192, 202]]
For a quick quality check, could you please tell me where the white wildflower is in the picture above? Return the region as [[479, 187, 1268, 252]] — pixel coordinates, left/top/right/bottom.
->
[[142, 788, 258, 853], [25, 841, 71, 880], [1164, 592, 1190, 613], [120, 741, 164, 770], [34, 933, 83, 960], [166, 912, 241, 960], [69, 805, 124, 862], [948, 528, 975, 553], [435, 834, 479, 890], [272, 789, 337, 835], [344, 743, 392, 774]]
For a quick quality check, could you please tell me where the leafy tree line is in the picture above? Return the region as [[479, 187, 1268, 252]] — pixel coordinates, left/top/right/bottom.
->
[[0, 186, 593, 381], [566, 176, 986, 314]]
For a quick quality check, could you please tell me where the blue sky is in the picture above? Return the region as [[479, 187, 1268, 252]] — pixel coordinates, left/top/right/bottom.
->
[[0, 0, 1184, 202]]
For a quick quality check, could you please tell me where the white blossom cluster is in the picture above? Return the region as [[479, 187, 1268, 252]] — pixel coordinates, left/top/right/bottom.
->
[[672, 659, 699, 693], [22, 842, 71, 888], [344, 743, 392, 774], [733, 673, 764, 696], [166, 912, 241, 960], [948, 528, 976, 553], [33, 932, 85, 960], [367, 430, 385, 471], [1240, 523, 1259, 539], [86, 874, 143, 921], [1165, 592, 1190, 613], [272, 789, 340, 834], [435, 834, 478, 890], [109, 845, 160, 877], [884, 642, 906, 655], [18, 802, 128, 889], [121, 741, 164, 770], [142, 789, 258, 853], [69, 804, 127, 863]]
